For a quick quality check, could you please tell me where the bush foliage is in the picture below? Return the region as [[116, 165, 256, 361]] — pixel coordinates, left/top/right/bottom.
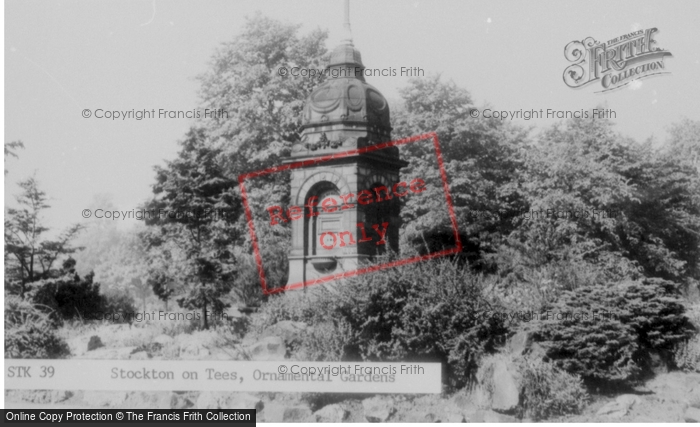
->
[[533, 278, 695, 385], [29, 258, 128, 322], [516, 356, 589, 420], [255, 258, 508, 389], [5, 294, 70, 359]]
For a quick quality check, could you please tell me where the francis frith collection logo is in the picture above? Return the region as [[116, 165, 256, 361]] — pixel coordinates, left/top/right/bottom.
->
[[563, 27, 672, 92]]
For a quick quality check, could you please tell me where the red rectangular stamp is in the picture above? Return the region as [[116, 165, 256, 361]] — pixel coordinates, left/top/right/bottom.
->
[[238, 132, 461, 295]]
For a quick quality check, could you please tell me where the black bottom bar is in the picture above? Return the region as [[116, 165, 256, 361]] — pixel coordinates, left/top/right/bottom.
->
[[2, 409, 256, 424]]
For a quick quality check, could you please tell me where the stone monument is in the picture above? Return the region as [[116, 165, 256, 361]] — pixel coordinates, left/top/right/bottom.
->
[[284, 1, 406, 288]]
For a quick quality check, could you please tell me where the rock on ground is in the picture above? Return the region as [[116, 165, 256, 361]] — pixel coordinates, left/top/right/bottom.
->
[[616, 394, 643, 408], [87, 336, 104, 351], [688, 384, 700, 409], [596, 401, 628, 419], [208, 348, 243, 360], [467, 409, 519, 422], [440, 411, 466, 423], [506, 329, 547, 360], [124, 391, 171, 409], [313, 404, 349, 422], [153, 334, 174, 346], [83, 391, 128, 407], [262, 321, 309, 346], [490, 359, 521, 413], [228, 393, 264, 412], [507, 330, 533, 356], [196, 392, 263, 412], [263, 402, 313, 422], [170, 392, 196, 409], [685, 407, 700, 422], [179, 342, 210, 360], [67, 336, 94, 357], [362, 395, 396, 422], [10, 390, 74, 404], [129, 351, 150, 360], [245, 336, 286, 361], [74, 347, 137, 360], [595, 395, 642, 419], [52, 390, 73, 403]]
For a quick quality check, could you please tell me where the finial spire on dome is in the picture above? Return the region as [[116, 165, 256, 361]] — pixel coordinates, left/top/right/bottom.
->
[[342, 0, 353, 45], [327, 0, 363, 72]]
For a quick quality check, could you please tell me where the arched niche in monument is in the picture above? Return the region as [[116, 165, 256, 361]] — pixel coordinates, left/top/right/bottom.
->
[[304, 182, 343, 272]]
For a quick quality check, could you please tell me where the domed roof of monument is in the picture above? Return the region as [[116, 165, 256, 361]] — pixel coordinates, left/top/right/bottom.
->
[[328, 42, 364, 68], [301, 41, 391, 131]]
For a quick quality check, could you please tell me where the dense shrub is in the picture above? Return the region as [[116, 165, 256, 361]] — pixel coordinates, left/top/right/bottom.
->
[[516, 356, 589, 420], [31, 271, 104, 321], [292, 320, 353, 362], [5, 294, 70, 359], [534, 286, 639, 383], [618, 279, 696, 352], [30, 259, 140, 323], [533, 278, 695, 385], [251, 281, 368, 362], [487, 247, 613, 314], [255, 258, 508, 389]]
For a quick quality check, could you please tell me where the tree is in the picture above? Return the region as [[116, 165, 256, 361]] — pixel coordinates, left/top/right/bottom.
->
[[92, 227, 152, 311], [4, 140, 24, 175], [654, 118, 700, 289], [148, 270, 175, 311], [145, 14, 331, 304], [72, 194, 123, 278], [494, 113, 700, 305], [392, 75, 529, 266], [501, 115, 642, 289], [196, 13, 330, 293], [142, 227, 186, 311], [145, 128, 241, 329], [197, 12, 328, 170], [5, 176, 82, 297], [665, 118, 700, 174]]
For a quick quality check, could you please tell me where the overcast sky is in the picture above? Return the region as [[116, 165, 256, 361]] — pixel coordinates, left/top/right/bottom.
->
[[5, 0, 700, 235]]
